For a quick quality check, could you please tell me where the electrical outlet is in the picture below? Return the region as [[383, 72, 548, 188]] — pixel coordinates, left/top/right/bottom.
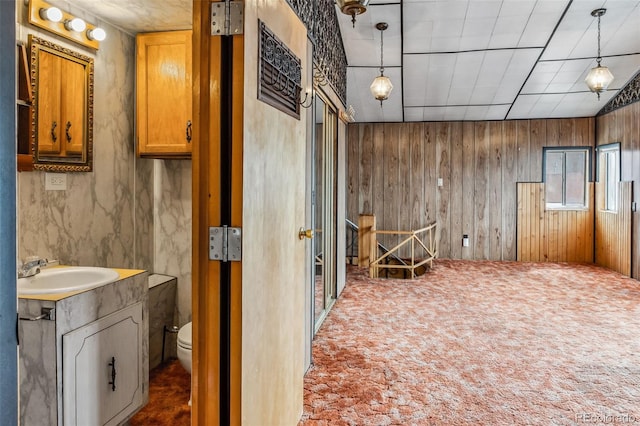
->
[[462, 234, 470, 247], [437, 178, 443, 187], [45, 173, 67, 191]]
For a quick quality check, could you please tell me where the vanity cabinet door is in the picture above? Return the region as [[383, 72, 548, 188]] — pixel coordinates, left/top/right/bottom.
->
[[136, 31, 192, 158], [62, 302, 144, 426]]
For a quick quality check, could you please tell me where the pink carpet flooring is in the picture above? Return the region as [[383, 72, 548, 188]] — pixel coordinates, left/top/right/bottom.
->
[[300, 260, 640, 425]]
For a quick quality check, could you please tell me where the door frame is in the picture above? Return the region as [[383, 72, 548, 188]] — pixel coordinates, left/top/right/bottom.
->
[[0, 0, 18, 422]]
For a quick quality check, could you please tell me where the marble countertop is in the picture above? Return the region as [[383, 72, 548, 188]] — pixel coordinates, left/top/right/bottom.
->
[[18, 268, 146, 301]]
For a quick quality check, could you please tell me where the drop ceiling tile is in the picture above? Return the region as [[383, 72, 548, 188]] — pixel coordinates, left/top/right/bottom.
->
[[432, 19, 466, 39], [404, 108, 424, 122], [430, 1, 470, 20], [546, 91, 616, 118], [448, 88, 474, 105], [519, 1, 571, 47], [466, 1, 502, 19], [499, 0, 537, 18], [508, 95, 539, 119], [469, 86, 498, 104], [487, 104, 511, 120], [462, 18, 497, 38], [420, 107, 468, 122], [459, 35, 491, 51], [464, 105, 491, 121], [428, 37, 462, 53]]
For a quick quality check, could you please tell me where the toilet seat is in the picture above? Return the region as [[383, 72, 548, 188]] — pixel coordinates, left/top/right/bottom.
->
[[177, 322, 192, 350]]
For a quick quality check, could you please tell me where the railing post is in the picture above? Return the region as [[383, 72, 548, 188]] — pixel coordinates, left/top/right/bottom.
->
[[358, 214, 376, 271]]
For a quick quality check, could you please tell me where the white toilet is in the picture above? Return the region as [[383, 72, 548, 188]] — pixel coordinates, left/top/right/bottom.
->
[[177, 321, 192, 372], [177, 322, 192, 405]]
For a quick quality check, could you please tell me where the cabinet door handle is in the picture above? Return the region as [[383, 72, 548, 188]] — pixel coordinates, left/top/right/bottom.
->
[[65, 121, 72, 143], [108, 356, 117, 392], [186, 120, 192, 143], [51, 121, 57, 142]]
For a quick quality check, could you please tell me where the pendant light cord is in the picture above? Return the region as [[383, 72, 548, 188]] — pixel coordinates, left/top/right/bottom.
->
[[596, 13, 602, 66], [379, 28, 385, 76]]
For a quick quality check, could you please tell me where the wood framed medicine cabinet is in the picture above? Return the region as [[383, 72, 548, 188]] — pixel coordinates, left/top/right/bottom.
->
[[29, 35, 94, 172]]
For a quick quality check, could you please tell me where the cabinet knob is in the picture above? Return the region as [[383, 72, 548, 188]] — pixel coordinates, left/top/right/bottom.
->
[[186, 120, 192, 143]]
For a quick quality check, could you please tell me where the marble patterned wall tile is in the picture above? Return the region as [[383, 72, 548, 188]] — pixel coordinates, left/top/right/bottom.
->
[[17, 13, 146, 270], [136, 158, 155, 272], [154, 161, 192, 326]]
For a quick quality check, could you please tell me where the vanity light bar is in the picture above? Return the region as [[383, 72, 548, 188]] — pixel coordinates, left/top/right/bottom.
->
[[28, 0, 106, 50]]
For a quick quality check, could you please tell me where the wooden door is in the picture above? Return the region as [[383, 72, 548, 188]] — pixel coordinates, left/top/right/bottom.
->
[[192, 1, 308, 424], [36, 50, 61, 154], [60, 59, 85, 155], [136, 31, 192, 157]]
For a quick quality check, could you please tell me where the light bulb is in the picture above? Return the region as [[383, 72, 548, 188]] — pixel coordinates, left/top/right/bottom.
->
[[39, 7, 63, 23], [87, 27, 106, 41], [65, 18, 86, 32]]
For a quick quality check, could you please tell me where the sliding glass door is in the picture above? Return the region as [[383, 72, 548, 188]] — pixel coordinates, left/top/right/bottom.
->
[[312, 93, 338, 332]]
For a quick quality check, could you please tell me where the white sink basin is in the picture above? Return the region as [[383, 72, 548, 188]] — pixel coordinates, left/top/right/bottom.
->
[[18, 267, 120, 295]]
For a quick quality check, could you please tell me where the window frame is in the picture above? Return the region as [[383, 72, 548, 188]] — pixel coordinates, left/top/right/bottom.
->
[[542, 146, 592, 211], [596, 142, 621, 213]]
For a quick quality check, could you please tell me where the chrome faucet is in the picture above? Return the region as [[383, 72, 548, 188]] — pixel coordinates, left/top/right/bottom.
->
[[18, 257, 47, 278]]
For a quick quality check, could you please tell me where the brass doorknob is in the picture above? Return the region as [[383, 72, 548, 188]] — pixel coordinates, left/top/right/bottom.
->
[[298, 228, 314, 240]]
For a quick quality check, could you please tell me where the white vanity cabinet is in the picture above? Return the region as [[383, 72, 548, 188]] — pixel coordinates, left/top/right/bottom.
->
[[18, 270, 148, 426], [63, 302, 144, 426]]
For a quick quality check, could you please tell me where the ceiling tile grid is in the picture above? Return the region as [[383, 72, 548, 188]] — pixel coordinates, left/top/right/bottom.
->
[[338, 0, 640, 122]]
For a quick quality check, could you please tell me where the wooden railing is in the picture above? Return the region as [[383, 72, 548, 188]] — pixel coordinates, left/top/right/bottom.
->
[[368, 222, 438, 278]]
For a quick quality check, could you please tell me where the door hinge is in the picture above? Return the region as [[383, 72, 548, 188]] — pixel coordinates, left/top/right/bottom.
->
[[211, 1, 244, 36], [209, 226, 242, 262]]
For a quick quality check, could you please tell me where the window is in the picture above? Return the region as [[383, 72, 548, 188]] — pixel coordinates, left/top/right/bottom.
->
[[598, 143, 620, 212], [543, 147, 590, 209]]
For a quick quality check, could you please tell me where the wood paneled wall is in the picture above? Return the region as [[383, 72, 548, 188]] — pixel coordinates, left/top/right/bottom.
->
[[596, 102, 640, 279], [516, 182, 594, 262], [595, 182, 632, 275], [347, 118, 594, 260]]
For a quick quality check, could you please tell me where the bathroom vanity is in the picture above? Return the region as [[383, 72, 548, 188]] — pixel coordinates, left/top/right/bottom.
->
[[18, 268, 149, 426]]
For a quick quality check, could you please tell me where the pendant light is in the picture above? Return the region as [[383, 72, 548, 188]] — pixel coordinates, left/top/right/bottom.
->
[[336, 0, 370, 28], [370, 22, 393, 106], [585, 8, 614, 100]]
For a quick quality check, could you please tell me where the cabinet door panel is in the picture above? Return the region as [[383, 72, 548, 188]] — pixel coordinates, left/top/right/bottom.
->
[[60, 59, 86, 155], [36, 50, 61, 154], [136, 31, 192, 157], [63, 302, 143, 426]]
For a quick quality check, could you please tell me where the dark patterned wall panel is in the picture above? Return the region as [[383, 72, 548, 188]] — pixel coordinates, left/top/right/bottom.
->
[[599, 70, 640, 115], [258, 20, 303, 119], [286, 0, 347, 104]]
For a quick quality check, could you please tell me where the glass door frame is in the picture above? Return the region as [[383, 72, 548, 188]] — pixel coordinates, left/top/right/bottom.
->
[[312, 89, 338, 334]]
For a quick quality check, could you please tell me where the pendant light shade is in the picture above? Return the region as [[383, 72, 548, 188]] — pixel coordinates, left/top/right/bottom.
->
[[336, 0, 370, 27], [585, 65, 614, 95], [370, 75, 393, 102], [371, 22, 393, 106], [585, 8, 614, 99]]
